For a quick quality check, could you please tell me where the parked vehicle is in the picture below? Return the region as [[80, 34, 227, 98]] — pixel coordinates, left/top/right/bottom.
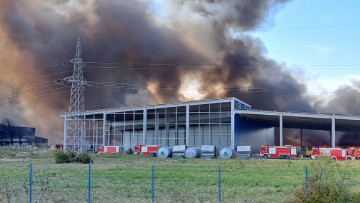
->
[[311, 147, 355, 160], [97, 145, 122, 154], [260, 145, 299, 159], [134, 144, 159, 157]]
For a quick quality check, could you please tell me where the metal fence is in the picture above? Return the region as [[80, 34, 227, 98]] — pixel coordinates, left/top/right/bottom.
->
[[0, 161, 313, 203]]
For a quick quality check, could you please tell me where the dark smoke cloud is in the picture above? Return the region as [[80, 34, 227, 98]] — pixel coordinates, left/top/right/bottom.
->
[[314, 82, 360, 115], [1, 0, 359, 145]]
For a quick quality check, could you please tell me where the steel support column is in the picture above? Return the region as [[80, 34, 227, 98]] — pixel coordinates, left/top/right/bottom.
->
[[155, 110, 159, 145], [186, 104, 190, 146], [63, 115, 68, 151], [102, 112, 106, 146], [231, 100, 235, 148], [143, 108, 147, 144], [279, 113, 283, 146], [165, 108, 170, 146], [331, 115, 335, 148]]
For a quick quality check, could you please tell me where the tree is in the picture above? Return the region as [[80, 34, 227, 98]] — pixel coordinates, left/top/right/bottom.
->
[[17, 128, 23, 146], [1, 118, 16, 145]]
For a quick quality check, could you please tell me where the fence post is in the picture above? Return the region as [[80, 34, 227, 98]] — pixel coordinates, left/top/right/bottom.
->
[[88, 163, 91, 203], [29, 163, 33, 203], [218, 165, 221, 203], [152, 165, 154, 203], [305, 166, 309, 195]]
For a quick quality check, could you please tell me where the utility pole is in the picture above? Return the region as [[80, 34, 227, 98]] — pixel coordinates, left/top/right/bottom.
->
[[56, 37, 96, 152]]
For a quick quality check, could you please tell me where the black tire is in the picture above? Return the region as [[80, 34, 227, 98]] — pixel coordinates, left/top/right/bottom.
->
[[264, 154, 268, 159], [286, 155, 291, 159], [331, 157, 336, 161], [347, 157, 352, 161]]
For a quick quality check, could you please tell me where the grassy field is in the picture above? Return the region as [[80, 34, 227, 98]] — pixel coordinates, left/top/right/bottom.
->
[[1, 147, 360, 202]]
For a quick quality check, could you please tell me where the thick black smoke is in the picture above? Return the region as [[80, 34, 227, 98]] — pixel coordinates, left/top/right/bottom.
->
[[0, 0, 359, 145]]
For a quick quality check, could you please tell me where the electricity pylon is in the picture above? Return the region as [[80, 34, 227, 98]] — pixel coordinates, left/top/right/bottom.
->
[[56, 37, 96, 152]]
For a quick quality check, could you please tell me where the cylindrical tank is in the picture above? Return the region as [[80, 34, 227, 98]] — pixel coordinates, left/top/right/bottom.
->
[[157, 147, 172, 158], [219, 147, 236, 160], [184, 147, 201, 159]]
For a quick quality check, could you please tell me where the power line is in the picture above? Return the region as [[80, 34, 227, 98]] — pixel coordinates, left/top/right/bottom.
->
[[253, 24, 360, 32], [0, 62, 66, 80], [0, 69, 73, 93], [84, 62, 360, 70], [0, 86, 70, 103], [94, 81, 299, 94]]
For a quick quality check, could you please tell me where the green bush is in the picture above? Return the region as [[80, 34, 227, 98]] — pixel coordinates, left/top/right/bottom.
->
[[53, 150, 93, 164], [75, 153, 93, 164], [54, 150, 69, 163], [290, 156, 354, 203]]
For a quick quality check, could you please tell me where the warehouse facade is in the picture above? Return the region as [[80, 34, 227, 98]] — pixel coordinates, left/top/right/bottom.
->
[[61, 98, 252, 151], [61, 97, 360, 152]]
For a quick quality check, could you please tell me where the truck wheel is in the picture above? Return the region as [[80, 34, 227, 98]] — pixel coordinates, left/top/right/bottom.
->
[[286, 155, 291, 159], [347, 157, 352, 161], [331, 157, 336, 161], [264, 154, 268, 159]]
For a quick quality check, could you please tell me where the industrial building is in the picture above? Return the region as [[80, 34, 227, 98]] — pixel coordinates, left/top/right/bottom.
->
[[61, 97, 360, 152], [0, 125, 48, 147]]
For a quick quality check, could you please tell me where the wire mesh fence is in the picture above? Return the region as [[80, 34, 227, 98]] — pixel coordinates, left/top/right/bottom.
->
[[0, 157, 359, 203]]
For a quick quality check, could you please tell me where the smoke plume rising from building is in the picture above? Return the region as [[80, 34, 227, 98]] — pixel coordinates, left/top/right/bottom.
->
[[0, 0, 359, 144]]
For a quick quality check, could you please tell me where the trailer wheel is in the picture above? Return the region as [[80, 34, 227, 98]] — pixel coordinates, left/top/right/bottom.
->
[[286, 155, 291, 159]]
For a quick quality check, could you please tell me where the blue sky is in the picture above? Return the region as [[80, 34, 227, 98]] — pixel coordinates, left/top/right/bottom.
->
[[151, 0, 360, 94], [251, 0, 360, 93]]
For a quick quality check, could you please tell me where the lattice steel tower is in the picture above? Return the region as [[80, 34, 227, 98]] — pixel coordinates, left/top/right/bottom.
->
[[56, 37, 96, 152]]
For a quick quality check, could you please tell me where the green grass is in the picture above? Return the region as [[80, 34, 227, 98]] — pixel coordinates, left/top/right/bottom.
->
[[1, 150, 360, 202]]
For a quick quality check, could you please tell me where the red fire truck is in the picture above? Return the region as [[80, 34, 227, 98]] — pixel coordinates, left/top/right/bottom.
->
[[260, 145, 299, 159], [134, 144, 159, 157], [355, 148, 360, 160], [311, 147, 356, 161], [348, 147, 360, 160], [97, 146, 122, 154]]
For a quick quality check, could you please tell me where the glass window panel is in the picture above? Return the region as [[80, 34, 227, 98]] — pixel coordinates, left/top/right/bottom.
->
[[210, 103, 221, 112], [199, 104, 209, 112], [221, 102, 231, 111], [189, 113, 199, 123], [199, 113, 209, 122], [189, 105, 199, 112]]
